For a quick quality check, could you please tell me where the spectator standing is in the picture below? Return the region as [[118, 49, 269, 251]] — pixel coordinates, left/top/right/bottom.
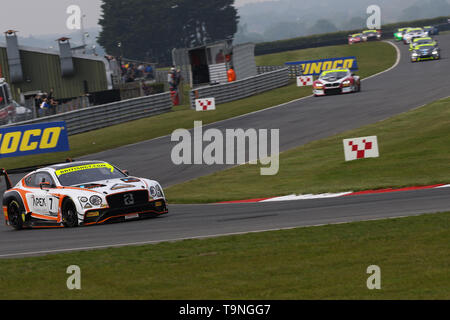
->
[[47, 88, 54, 101], [34, 94, 43, 117], [39, 98, 50, 117], [145, 65, 154, 79], [49, 98, 58, 115], [168, 67, 176, 90], [227, 66, 236, 82], [215, 50, 225, 64]]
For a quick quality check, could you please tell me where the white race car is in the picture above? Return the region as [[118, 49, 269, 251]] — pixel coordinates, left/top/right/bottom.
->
[[403, 28, 428, 44], [1, 160, 168, 229], [312, 69, 361, 96]]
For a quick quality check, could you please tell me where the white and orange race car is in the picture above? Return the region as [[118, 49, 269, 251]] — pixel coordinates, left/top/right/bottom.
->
[[1, 160, 168, 229]]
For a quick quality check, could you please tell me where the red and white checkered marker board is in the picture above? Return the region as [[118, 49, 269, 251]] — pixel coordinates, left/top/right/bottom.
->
[[343, 136, 379, 161], [195, 98, 216, 111], [296, 76, 313, 87]]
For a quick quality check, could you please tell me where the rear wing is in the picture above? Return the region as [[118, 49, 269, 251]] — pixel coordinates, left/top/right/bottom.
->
[[0, 168, 12, 190], [0, 158, 74, 191]]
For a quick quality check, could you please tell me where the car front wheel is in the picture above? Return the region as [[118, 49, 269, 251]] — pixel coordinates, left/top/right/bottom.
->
[[62, 199, 79, 228]]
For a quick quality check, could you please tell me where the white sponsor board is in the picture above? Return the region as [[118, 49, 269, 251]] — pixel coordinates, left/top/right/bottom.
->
[[343, 136, 379, 161], [195, 98, 216, 112], [296, 76, 313, 87]]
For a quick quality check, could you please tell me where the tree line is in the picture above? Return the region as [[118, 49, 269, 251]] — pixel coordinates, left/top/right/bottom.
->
[[98, 0, 239, 65]]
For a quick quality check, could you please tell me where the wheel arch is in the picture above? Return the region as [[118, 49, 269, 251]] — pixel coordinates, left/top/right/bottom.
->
[[3, 190, 26, 210]]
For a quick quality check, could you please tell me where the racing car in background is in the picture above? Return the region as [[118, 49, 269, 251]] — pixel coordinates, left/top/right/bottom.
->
[[394, 27, 410, 41], [361, 29, 382, 41], [313, 68, 361, 96], [348, 33, 363, 45], [1, 160, 168, 229], [403, 28, 428, 44], [423, 25, 439, 36], [410, 44, 440, 62], [409, 37, 437, 51]]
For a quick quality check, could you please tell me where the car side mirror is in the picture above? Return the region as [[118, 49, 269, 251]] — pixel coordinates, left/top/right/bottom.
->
[[122, 170, 129, 176], [40, 182, 52, 190]]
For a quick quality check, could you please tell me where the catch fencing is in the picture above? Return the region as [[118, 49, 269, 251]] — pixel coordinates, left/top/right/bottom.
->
[[190, 68, 290, 108], [1, 92, 172, 136], [257, 65, 303, 79]]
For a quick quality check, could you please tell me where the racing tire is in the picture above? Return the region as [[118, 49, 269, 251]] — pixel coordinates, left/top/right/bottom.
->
[[7, 200, 24, 230], [62, 199, 79, 228]]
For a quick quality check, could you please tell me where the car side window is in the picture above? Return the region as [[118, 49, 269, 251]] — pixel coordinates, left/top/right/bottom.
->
[[34, 172, 55, 187], [24, 174, 37, 187], [25, 172, 55, 188]]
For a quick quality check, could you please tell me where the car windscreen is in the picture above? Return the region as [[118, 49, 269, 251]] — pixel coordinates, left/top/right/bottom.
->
[[55, 163, 127, 186], [417, 45, 434, 50], [319, 71, 348, 81], [415, 39, 432, 45]]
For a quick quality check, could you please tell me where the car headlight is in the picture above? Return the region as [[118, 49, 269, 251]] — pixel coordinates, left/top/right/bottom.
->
[[89, 195, 103, 206], [314, 82, 323, 89], [155, 185, 163, 197], [149, 186, 157, 198], [412, 52, 418, 57], [342, 80, 351, 87], [432, 50, 438, 55]]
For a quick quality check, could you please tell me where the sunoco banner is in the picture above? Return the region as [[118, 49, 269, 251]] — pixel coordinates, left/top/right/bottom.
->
[[286, 56, 359, 76], [0, 122, 70, 158]]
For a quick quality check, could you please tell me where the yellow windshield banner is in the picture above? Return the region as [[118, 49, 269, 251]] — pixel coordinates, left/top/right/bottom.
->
[[321, 69, 348, 76], [55, 163, 114, 176]]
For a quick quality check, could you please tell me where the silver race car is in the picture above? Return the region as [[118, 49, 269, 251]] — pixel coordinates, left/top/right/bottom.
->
[[313, 69, 361, 96]]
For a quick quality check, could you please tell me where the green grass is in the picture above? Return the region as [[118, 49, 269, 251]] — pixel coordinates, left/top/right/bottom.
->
[[0, 212, 448, 299], [0, 42, 395, 170], [166, 97, 450, 204], [255, 40, 395, 79]]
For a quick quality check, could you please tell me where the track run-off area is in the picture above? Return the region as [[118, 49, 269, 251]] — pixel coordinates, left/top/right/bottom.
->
[[1, 35, 450, 258]]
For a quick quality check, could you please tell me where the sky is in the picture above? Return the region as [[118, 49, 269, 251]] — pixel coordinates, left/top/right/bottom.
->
[[0, 0, 269, 37]]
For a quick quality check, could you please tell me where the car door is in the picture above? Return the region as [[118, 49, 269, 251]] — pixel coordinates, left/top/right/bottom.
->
[[26, 172, 59, 216]]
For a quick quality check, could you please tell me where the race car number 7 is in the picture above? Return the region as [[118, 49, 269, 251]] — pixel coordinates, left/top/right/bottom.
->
[[48, 196, 59, 214]]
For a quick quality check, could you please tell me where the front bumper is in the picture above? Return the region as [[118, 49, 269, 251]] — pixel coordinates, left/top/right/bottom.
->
[[83, 199, 168, 225], [411, 55, 439, 62], [313, 86, 353, 96]]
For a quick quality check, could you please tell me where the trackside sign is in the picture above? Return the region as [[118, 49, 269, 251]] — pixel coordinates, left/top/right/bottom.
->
[[286, 56, 359, 76], [0, 122, 70, 158], [343, 136, 379, 161]]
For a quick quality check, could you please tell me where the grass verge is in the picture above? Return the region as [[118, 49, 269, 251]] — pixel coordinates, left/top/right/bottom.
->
[[0, 42, 395, 170], [165, 97, 450, 203], [0, 212, 448, 299]]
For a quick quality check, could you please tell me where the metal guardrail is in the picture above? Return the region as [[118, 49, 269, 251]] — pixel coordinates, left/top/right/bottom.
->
[[257, 65, 303, 79], [1, 92, 172, 136], [190, 68, 290, 108]]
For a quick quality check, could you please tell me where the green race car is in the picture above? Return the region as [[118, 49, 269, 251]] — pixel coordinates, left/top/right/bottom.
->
[[394, 27, 409, 41]]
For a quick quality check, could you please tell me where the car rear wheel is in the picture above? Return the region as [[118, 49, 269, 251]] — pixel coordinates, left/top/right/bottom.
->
[[62, 199, 79, 228], [7, 200, 23, 230]]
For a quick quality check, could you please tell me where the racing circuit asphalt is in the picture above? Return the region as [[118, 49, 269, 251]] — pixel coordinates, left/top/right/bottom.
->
[[1, 36, 450, 258]]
